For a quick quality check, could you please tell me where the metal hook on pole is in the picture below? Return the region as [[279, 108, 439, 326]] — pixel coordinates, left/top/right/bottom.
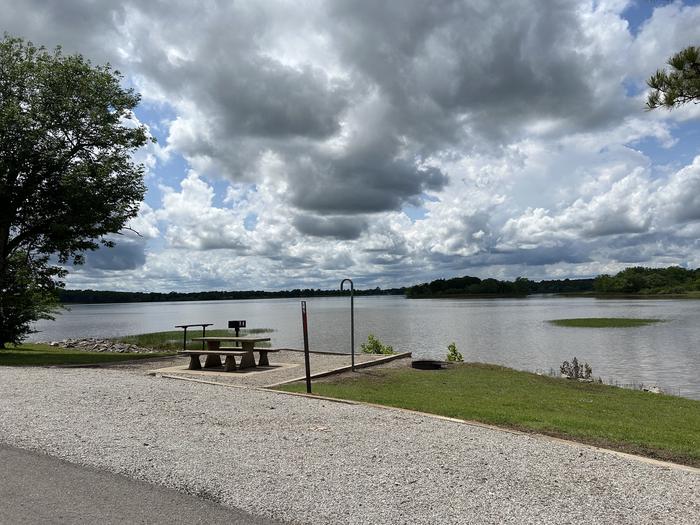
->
[[340, 278, 355, 371]]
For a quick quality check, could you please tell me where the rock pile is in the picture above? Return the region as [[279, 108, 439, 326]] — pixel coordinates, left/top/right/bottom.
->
[[44, 338, 159, 354]]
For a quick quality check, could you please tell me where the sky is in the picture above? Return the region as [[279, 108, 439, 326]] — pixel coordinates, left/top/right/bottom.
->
[[3, 0, 700, 291]]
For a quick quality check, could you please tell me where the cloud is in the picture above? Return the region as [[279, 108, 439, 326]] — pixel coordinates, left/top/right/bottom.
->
[[292, 215, 367, 240], [84, 240, 147, 271], [4, 0, 700, 290]]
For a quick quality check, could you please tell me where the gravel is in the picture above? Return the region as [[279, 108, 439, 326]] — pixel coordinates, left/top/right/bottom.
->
[[38, 338, 159, 353], [0, 367, 697, 524]]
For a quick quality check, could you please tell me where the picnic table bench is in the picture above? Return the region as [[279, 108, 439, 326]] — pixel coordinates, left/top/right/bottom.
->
[[184, 336, 276, 372]]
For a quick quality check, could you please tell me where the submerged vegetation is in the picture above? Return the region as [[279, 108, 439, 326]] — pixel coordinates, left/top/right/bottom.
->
[[113, 328, 274, 352], [277, 364, 700, 467], [549, 318, 662, 328]]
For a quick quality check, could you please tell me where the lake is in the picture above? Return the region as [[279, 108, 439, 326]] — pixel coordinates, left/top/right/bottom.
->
[[29, 295, 700, 399]]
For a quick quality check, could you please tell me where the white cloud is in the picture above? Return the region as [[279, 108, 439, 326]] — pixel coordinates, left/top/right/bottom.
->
[[4, 0, 700, 290]]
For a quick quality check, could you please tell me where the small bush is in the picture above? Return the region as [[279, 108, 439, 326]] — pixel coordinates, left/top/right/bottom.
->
[[360, 334, 394, 355], [560, 357, 592, 380], [446, 342, 463, 362]]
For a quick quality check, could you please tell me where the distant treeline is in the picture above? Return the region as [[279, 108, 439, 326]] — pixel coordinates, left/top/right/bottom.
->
[[59, 266, 700, 304], [594, 266, 700, 294], [406, 265, 700, 298], [405, 276, 595, 298], [58, 287, 405, 304]]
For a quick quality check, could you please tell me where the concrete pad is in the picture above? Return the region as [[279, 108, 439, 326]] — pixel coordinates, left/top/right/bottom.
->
[[151, 362, 299, 378], [144, 349, 410, 388]]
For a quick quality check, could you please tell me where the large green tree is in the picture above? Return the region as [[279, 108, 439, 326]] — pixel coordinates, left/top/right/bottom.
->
[[0, 36, 151, 347], [647, 45, 700, 109]]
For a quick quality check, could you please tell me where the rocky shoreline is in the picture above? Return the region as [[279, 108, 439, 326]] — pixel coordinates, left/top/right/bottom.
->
[[41, 338, 160, 354]]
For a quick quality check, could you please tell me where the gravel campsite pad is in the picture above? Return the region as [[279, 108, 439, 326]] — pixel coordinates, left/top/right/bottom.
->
[[0, 367, 697, 524]]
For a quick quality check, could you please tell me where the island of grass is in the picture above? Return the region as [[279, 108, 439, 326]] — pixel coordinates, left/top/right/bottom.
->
[[276, 363, 700, 467], [0, 343, 172, 367], [548, 318, 662, 328]]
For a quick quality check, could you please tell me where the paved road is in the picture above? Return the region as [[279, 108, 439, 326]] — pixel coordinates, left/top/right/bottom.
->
[[0, 445, 282, 524]]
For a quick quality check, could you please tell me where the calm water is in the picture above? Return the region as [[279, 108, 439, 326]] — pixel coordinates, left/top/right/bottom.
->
[[30, 295, 700, 399]]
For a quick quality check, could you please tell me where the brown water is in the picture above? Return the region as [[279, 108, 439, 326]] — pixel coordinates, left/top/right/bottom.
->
[[30, 295, 700, 399]]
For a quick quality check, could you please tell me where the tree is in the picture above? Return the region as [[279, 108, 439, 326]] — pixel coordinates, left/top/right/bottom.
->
[[646, 46, 700, 109], [0, 36, 151, 347]]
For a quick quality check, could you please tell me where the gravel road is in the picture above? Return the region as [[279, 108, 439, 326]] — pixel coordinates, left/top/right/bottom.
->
[[0, 367, 697, 524]]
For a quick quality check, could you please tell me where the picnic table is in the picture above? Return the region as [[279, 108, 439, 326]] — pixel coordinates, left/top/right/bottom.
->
[[174, 323, 213, 350], [185, 336, 275, 372]]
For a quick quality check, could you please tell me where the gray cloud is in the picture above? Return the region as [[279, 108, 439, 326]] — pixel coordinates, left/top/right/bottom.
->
[[293, 215, 367, 240], [3, 1, 639, 217], [3, 0, 638, 217], [83, 241, 147, 271], [289, 154, 447, 214], [326, 0, 634, 145]]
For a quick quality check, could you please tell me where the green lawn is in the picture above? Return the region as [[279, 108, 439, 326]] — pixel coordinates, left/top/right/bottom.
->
[[548, 317, 662, 328], [277, 363, 700, 467], [113, 328, 274, 351], [0, 343, 172, 366]]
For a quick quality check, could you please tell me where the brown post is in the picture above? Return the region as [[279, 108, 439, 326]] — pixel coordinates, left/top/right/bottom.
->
[[301, 301, 311, 394]]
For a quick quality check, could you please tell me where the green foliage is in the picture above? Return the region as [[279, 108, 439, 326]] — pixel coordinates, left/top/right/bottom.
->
[[0, 35, 151, 345], [446, 342, 463, 362], [360, 334, 394, 355], [58, 287, 406, 303], [406, 275, 535, 297], [0, 251, 61, 348], [278, 364, 700, 467], [549, 318, 661, 328], [594, 266, 700, 295], [647, 46, 700, 109], [560, 357, 592, 379]]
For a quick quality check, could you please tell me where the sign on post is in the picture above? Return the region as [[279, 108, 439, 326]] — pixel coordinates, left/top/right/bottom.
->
[[228, 320, 247, 337]]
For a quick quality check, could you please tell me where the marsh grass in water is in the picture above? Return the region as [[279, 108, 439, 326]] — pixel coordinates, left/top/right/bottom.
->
[[114, 328, 274, 351], [0, 343, 171, 366], [277, 363, 700, 467], [548, 318, 662, 328]]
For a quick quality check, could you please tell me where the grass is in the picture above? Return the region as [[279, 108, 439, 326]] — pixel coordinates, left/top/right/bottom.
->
[[0, 327, 275, 366], [113, 328, 274, 351], [548, 317, 662, 328], [0, 343, 172, 366], [276, 363, 700, 467]]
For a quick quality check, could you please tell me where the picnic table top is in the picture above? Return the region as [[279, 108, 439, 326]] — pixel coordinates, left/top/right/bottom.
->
[[191, 336, 271, 343]]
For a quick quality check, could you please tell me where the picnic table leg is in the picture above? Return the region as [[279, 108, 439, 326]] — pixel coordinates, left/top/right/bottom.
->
[[203, 341, 222, 368], [238, 342, 257, 369], [257, 350, 270, 367], [224, 355, 237, 372], [188, 354, 202, 370]]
